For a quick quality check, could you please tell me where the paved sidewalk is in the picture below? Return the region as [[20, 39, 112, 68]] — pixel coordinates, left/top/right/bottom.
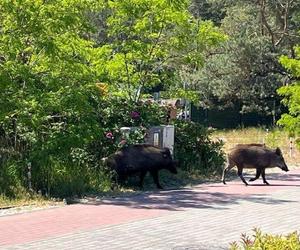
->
[[1, 169, 300, 250]]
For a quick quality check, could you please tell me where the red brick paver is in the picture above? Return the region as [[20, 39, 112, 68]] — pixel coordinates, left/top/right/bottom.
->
[[0, 204, 168, 246]]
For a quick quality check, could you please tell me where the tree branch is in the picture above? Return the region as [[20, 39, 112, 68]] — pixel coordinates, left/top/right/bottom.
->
[[123, 52, 133, 101], [134, 23, 165, 102], [260, 0, 276, 50], [274, 0, 290, 47]]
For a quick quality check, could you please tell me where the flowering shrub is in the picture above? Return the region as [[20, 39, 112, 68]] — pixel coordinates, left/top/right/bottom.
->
[[88, 96, 168, 163]]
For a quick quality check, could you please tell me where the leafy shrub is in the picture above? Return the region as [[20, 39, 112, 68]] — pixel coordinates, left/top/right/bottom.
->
[[1, 91, 225, 197], [173, 120, 225, 175], [230, 229, 300, 250], [0, 96, 169, 197], [0, 160, 26, 198], [277, 46, 300, 149]]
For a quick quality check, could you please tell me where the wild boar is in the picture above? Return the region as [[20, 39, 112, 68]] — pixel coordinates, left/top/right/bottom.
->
[[222, 144, 289, 185], [105, 144, 178, 189]]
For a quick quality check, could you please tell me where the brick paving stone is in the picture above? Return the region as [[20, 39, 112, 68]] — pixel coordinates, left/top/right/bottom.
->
[[1, 169, 300, 250]]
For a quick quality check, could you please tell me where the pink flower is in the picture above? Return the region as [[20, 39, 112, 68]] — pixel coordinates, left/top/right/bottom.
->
[[130, 111, 140, 119], [105, 132, 114, 139], [118, 139, 127, 146]]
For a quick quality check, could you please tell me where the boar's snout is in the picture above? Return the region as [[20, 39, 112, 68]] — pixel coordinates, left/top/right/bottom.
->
[[279, 159, 289, 172], [278, 161, 289, 172], [274, 147, 289, 172]]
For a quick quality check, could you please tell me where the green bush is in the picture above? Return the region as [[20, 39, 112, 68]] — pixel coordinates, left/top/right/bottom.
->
[[230, 229, 300, 250], [173, 120, 225, 175], [1, 92, 225, 197], [0, 160, 26, 198], [0, 96, 169, 197], [0, 0, 225, 199]]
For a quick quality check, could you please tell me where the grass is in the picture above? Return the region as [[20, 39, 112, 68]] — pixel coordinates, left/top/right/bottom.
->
[[0, 193, 63, 209], [212, 127, 300, 166]]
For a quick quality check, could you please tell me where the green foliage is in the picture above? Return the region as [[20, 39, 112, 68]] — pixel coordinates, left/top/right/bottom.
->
[[230, 229, 300, 250], [89, 97, 168, 159], [0, 0, 226, 198], [190, 0, 226, 25], [173, 120, 225, 174], [118, 129, 147, 148], [0, 160, 25, 198], [95, 0, 226, 101], [0, 0, 106, 197], [0, 96, 168, 197], [189, 0, 300, 115], [277, 45, 300, 147]]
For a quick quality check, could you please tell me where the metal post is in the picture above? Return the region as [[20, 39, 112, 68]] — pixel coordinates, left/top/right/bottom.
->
[[263, 129, 269, 145], [289, 137, 293, 158], [184, 100, 188, 121], [27, 162, 33, 192], [272, 98, 276, 126]]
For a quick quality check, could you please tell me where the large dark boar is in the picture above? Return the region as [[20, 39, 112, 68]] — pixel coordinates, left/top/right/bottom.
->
[[105, 144, 178, 189], [222, 144, 289, 185]]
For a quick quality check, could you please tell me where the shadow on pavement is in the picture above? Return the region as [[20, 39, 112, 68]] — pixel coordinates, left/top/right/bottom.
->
[[80, 190, 295, 211], [77, 171, 300, 211]]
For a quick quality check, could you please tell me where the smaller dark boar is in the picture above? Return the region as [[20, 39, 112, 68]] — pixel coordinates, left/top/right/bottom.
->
[[222, 144, 289, 185], [105, 144, 177, 189]]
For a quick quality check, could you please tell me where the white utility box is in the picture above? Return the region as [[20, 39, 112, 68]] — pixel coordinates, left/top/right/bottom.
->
[[145, 125, 175, 155], [120, 125, 175, 155]]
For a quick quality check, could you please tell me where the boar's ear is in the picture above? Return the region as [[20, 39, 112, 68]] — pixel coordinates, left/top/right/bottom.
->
[[275, 147, 282, 156], [162, 152, 168, 158], [161, 148, 171, 158]]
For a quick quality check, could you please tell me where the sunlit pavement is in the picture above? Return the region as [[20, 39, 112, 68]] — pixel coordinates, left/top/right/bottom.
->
[[1, 169, 300, 250]]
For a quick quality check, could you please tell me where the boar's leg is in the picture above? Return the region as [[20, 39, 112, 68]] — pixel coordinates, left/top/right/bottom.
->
[[150, 170, 163, 189], [111, 174, 126, 190], [237, 166, 248, 186], [222, 159, 235, 184], [249, 169, 261, 182], [261, 168, 270, 185], [139, 170, 147, 188], [222, 168, 229, 184]]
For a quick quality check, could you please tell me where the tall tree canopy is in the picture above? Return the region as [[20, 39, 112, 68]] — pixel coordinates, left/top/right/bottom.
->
[[188, 0, 300, 115], [94, 0, 226, 101], [0, 0, 224, 154], [0, 0, 107, 165]]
